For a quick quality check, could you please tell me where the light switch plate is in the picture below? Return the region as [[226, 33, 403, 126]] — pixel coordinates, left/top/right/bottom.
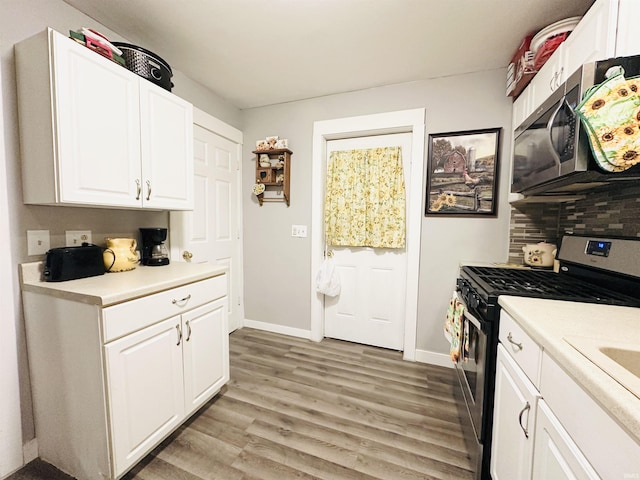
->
[[291, 225, 308, 237], [27, 230, 50, 255], [66, 230, 92, 246]]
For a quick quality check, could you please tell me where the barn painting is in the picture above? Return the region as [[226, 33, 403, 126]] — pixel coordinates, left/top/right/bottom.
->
[[426, 128, 501, 216]]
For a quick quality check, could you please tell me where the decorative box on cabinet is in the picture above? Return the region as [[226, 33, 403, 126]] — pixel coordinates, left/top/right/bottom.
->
[[253, 148, 292, 206], [21, 272, 229, 480], [15, 28, 193, 210]]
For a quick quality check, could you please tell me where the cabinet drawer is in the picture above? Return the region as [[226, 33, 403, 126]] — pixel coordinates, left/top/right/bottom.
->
[[102, 274, 226, 342], [499, 310, 542, 387]]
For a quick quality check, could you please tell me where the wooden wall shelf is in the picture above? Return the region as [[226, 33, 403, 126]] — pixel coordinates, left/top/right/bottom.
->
[[253, 148, 292, 206]]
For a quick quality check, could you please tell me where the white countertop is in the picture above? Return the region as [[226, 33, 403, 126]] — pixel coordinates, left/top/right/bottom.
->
[[498, 295, 640, 443], [20, 261, 227, 307]]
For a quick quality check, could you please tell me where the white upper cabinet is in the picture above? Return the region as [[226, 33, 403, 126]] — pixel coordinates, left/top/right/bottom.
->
[[15, 28, 193, 210], [615, 0, 640, 56], [514, 0, 623, 125], [561, 0, 617, 78]]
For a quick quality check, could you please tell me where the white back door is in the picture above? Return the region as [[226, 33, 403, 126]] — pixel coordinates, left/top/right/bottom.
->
[[323, 133, 412, 350]]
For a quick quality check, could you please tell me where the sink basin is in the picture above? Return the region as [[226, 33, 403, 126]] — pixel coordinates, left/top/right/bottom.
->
[[565, 336, 640, 400]]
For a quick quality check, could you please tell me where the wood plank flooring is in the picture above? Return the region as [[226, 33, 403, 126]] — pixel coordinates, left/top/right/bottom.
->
[[10, 328, 473, 480]]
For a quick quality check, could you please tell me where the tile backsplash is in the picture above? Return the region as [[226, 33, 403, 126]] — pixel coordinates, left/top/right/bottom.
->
[[508, 183, 640, 264]]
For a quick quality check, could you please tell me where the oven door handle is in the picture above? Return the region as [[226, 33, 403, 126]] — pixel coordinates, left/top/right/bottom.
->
[[455, 291, 486, 332]]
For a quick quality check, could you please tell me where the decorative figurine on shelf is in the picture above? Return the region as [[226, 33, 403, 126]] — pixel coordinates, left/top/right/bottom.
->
[[276, 173, 285, 184], [266, 136, 278, 149], [259, 154, 271, 167]]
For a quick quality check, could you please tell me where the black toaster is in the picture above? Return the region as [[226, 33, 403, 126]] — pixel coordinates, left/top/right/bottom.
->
[[44, 243, 105, 282]]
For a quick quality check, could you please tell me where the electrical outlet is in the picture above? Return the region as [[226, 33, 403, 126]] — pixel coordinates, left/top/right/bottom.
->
[[66, 230, 92, 246], [27, 230, 50, 255], [291, 225, 308, 238]]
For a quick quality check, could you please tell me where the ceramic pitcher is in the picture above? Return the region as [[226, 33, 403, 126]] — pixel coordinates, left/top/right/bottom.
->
[[103, 238, 139, 272]]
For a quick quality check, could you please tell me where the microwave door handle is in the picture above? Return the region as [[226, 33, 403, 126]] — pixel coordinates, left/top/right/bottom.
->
[[546, 98, 565, 167]]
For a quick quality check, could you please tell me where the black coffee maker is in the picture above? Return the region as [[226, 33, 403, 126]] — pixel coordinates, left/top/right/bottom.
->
[[140, 228, 170, 266]]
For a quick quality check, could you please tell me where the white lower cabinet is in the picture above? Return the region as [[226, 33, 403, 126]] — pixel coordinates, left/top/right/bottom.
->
[[22, 274, 229, 480], [532, 400, 599, 480], [493, 311, 602, 480], [106, 297, 228, 475], [491, 345, 541, 480]]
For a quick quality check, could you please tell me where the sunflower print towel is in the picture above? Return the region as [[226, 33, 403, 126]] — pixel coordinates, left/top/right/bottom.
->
[[576, 66, 640, 172], [444, 294, 468, 363]]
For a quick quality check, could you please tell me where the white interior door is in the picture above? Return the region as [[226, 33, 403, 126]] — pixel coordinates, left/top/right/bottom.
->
[[170, 109, 243, 332], [323, 133, 412, 350]]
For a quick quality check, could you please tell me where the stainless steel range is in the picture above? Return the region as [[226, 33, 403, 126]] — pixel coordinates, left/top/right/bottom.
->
[[454, 235, 640, 480]]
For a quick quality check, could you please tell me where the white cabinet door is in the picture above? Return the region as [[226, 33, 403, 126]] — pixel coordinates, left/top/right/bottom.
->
[[532, 401, 600, 480], [562, 0, 617, 80], [528, 47, 564, 114], [512, 91, 530, 130], [140, 82, 194, 210], [53, 31, 142, 208], [182, 298, 229, 415], [491, 345, 541, 480], [105, 316, 185, 477], [616, 0, 640, 56]]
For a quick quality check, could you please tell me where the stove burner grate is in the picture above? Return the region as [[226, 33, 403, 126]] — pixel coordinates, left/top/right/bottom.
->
[[462, 266, 640, 307]]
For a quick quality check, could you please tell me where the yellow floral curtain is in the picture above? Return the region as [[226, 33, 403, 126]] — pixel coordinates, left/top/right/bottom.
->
[[324, 146, 406, 248]]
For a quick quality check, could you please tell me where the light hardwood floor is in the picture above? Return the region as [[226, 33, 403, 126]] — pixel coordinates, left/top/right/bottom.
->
[[10, 328, 474, 480]]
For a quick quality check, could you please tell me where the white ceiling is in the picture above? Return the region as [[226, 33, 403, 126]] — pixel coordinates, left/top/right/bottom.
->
[[63, 0, 595, 109]]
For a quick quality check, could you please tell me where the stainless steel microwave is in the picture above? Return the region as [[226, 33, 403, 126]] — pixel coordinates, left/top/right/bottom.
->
[[512, 55, 640, 196]]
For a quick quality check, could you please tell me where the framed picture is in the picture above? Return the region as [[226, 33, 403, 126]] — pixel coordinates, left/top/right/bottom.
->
[[425, 128, 501, 216]]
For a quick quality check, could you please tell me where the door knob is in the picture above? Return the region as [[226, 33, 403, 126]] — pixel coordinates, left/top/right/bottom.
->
[[182, 250, 193, 261]]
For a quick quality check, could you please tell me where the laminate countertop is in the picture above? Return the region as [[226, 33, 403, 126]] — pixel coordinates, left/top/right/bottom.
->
[[498, 295, 640, 444], [20, 261, 227, 307]]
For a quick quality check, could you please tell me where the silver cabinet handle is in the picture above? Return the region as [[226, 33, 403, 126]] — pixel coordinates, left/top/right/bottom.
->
[[146, 180, 152, 201], [176, 323, 182, 346], [518, 401, 531, 438], [172, 294, 192, 305], [185, 320, 192, 342], [507, 332, 523, 350], [135, 179, 141, 200]]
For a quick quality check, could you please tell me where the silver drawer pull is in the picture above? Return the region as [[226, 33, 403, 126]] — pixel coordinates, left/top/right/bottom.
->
[[507, 332, 523, 350], [172, 294, 192, 305]]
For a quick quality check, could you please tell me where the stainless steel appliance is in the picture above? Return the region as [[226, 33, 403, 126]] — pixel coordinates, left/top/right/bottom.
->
[[512, 55, 640, 196], [44, 243, 105, 281], [454, 235, 640, 480], [140, 228, 170, 266]]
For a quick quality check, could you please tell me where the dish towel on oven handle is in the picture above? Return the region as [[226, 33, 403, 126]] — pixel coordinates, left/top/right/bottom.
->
[[444, 291, 469, 363]]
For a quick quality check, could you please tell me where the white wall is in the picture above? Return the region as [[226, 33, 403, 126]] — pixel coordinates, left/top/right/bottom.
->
[[0, 1, 241, 473], [241, 71, 512, 358]]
